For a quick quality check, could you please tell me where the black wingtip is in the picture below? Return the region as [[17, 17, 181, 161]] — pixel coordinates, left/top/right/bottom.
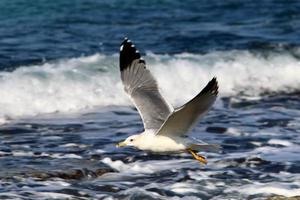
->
[[201, 77, 219, 96], [119, 38, 145, 71]]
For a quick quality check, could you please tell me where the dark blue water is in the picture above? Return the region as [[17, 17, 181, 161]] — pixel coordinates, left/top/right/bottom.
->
[[0, 1, 300, 199], [1, 0, 300, 69]]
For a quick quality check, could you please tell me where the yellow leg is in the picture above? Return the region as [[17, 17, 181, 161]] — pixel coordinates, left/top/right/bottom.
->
[[187, 148, 207, 165]]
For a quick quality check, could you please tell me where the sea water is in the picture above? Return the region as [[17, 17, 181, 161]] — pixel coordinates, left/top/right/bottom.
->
[[0, 1, 300, 199]]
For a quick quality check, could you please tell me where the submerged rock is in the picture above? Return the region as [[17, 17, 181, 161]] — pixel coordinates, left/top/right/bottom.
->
[[31, 167, 115, 180]]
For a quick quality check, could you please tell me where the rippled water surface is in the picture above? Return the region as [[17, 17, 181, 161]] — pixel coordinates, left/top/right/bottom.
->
[[0, 0, 300, 199]]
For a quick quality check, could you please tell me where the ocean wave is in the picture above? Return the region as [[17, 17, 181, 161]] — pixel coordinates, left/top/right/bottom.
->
[[1, 50, 300, 122]]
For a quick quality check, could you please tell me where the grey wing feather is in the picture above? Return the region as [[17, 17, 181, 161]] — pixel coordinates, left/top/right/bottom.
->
[[156, 78, 218, 137], [120, 39, 172, 131]]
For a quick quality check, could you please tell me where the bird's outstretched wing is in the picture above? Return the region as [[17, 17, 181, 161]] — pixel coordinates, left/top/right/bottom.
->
[[120, 38, 173, 131], [156, 78, 218, 137]]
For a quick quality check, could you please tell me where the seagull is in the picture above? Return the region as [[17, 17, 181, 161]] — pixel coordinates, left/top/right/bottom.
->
[[116, 38, 220, 164]]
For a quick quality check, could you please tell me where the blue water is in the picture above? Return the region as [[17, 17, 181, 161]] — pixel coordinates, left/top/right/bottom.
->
[[0, 1, 300, 199], [1, 0, 300, 68]]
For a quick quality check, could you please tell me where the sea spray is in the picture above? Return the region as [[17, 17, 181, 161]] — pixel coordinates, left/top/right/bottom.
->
[[1, 50, 300, 121]]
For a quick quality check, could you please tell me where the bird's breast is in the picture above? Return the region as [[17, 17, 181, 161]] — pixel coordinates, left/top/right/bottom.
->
[[137, 135, 186, 152]]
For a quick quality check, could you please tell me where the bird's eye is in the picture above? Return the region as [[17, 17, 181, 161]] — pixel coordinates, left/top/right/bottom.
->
[[130, 139, 134, 142]]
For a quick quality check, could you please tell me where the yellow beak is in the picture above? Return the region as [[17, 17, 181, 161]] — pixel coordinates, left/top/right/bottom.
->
[[116, 141, 126, 147]]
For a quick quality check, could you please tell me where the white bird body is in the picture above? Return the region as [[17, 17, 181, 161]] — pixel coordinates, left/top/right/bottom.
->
[[123, 131, 220, 154], [117, 38, 220, 164], [133, 132, 187, 152]]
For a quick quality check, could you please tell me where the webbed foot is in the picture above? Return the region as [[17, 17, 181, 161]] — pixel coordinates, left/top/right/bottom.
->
[[187, 148, 207, 165]]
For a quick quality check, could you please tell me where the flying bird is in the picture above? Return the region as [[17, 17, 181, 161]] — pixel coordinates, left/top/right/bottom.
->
[[117, 38, 220, 164]]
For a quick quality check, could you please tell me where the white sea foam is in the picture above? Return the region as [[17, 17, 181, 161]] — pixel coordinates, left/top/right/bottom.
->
[[107, 182, 203, 199], [250, 144, 300, 162], [12, 151, 35, 157], [42, 180, 71, 187], [59, 143, 88, 148], [120, 187, 163, 198], [1, 50, 300, 122], [0, 54, 125, 123], [169, 182, 199, 194], [268, 139, 293, 146], [102, 157, 195, 174], [30, 192, 73, 199], [221, 142, 300, 166], [226, 181, 300, 197], [38, 152, 82, 159]]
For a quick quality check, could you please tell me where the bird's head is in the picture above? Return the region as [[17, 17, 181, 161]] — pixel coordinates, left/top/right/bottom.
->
[[116, 134, 140, 148]]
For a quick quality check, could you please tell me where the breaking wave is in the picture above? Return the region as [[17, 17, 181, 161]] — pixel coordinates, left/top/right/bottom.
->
[[1, 49, 300, 122]]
